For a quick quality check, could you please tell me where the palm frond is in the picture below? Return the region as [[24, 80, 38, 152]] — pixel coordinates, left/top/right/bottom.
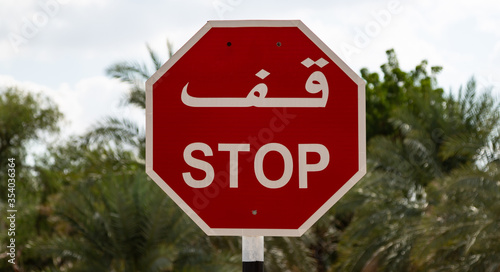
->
[[146, 43, 163, 71], [85, 117, 144, 149], [106, 61, 151, 84], [265, 236, 317, 272], [413, 163, 500, 271], [123, 84, 146, 109]]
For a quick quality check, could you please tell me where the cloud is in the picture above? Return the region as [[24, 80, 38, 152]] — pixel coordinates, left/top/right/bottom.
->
[[491, 41, 500, 59], [2, 0, 500, 133], [0, 74, 143, 137]]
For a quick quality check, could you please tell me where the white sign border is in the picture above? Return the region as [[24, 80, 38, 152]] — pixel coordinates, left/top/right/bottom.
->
[[146, 20, 366, 237]]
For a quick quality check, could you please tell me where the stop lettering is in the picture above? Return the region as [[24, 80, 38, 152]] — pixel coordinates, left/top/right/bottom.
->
[[183, 142, 330, 189]]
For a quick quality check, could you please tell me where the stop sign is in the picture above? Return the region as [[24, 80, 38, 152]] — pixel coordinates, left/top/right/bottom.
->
[[146, 20, 366, 236]]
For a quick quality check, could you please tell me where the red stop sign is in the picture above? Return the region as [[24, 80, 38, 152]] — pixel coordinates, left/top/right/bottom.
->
[[146, 20, 366, 236]]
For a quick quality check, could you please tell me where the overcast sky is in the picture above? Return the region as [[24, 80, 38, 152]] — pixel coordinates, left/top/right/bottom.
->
[[1, 0, 499, 137]]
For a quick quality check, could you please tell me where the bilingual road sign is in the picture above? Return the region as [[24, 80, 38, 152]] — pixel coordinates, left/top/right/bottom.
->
[[146, 20, 366, 236]]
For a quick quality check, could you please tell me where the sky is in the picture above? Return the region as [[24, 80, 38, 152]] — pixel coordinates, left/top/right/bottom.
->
[[1, 0, 499, 138]]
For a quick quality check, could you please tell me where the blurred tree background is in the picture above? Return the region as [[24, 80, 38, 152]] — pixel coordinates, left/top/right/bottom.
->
[[1, 47, 499, 272]]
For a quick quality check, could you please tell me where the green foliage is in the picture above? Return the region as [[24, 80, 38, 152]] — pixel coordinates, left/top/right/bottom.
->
[[0, 87, 62, 271], [0, 87, 62, 197], [414, 162, 500, 271], [85, 117, 146, 161], [33, 170, 202, 271], [362, 49, 443, 140], [334, 50, 500, 271], [301, 210, 348, 271], [265, 236, 317, 271], [0, 87, 61, 158], [105, 40, 174, 110], [439, 81, 500, 167]]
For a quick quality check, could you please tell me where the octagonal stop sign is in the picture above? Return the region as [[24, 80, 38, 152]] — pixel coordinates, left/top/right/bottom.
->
[[146, 20, 366, 236]]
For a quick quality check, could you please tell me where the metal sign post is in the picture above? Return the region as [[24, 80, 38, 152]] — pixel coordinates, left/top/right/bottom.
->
[[242, 236, 264, 272]]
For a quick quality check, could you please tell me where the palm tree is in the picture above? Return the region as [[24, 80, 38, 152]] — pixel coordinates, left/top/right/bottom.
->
[[413, 161, 500, 271], [0, 87, 62, 272], [333, 145, 429, 271], [333, 51, 500, 271], [84, 41, 174, 160], [35, 169, 210, 271], [106, 41, 174, 110], [332, 51, 444, 271], [411, 85, 500, 271]]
